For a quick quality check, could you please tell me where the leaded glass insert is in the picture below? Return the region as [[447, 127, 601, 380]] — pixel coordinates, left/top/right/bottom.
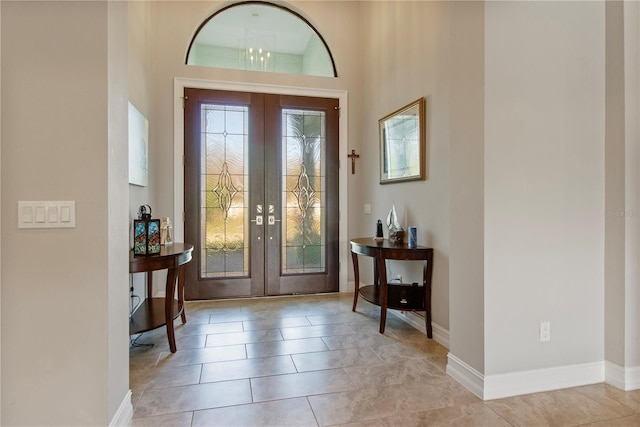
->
[[282, 109, 326, 274], [200, 104, 249, 277]]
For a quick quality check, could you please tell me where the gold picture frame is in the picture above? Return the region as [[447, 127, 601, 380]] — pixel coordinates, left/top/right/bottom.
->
[[379, 97, 426, 184]]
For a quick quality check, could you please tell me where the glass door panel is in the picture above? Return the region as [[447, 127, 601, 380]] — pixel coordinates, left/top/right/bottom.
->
[[282, 109, 326, 274], [200, 104, 250, 278]]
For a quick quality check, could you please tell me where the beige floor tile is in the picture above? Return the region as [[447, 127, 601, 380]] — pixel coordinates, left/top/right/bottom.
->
[[344, 357, 446, 388], [133, 333, 207, 352], [292, 347, 383, 372], [251, 369, 356, 402], [208, 311, 257, 324], [243, 316, 311, 331], [200, 355, 296, 383], [249, 307, 334, 320], [580, 413, 640, 427], [346, 320, 392, 336], [174, 321, 243, 336], [306, 312, 378, 325], [336, 420, 386, 427], [308, 378, 478, 426], [280, 323, 355, 340], [130, 411, 194, 427], [370, 343, 429, 361], [205, 328, 284, 347], [426, 355, 448, 373], [133, 379, 252, 418], [573, 383, 640, 415], [192, 397, 318, 426], [320, 332, 397, 350], [382, 402, 512, 427], [485, 388, 622, 427], [246, 337, 329, 358], [180, 313, 211, 325], [155, 344, 246, 367], [130, 363, 202, 392], [130, 345, 163, 370]]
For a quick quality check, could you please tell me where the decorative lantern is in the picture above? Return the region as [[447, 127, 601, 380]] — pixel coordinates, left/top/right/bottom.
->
[[133, 205, 161, 256]]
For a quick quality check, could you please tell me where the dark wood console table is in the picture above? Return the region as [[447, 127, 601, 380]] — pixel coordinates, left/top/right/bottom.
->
[[129, 243, 193, 353], [350, 238, 434, 337]]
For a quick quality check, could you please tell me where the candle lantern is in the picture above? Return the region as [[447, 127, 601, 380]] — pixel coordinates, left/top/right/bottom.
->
[[133, 205, 161, 256]]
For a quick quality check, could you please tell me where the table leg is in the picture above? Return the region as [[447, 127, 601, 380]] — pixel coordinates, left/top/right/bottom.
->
[[165, 267, 178, 353], [351, 251, 360, 312], [146, 272, 153, 300], [378, 256, 388, 334], [178, 263, 187, 324], [424, 254, 434, 338]]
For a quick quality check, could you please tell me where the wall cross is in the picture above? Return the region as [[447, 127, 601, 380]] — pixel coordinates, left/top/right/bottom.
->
[[347, 149, 360, 174]]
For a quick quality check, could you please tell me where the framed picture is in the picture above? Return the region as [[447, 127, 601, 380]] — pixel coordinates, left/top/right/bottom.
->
[[379, 97, 426, 184], [128, 102, 149, 187]]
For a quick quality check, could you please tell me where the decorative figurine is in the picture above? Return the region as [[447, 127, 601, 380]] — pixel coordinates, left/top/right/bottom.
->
[[387, 203, 404, 244]]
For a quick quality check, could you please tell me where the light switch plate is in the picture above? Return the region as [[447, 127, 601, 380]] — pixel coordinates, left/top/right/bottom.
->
[[18, 201, 76, 229]]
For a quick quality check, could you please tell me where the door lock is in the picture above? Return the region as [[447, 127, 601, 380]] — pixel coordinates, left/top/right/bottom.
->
[[251, 215, 263, 225], [268, 215, 281, 225]]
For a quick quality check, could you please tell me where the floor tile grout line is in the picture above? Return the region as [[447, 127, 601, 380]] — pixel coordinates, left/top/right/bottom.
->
[[305, 396, 322, 427], [481, 402, 518, 427]]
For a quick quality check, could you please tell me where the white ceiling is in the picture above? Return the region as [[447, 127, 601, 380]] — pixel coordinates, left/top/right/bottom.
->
[[194, 4, 314, 55]]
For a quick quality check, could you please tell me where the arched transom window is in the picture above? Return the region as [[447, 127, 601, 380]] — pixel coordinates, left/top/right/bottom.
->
[[186, 1, 337, 77]]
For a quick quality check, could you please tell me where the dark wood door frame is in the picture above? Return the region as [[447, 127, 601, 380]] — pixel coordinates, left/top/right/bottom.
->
[[183, 88, 340, 300]]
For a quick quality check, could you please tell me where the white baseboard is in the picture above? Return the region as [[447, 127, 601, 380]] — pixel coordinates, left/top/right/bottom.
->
[[483, 361, 604, 400], [446, 353, 485, 399], [446, 354, 605, 400], [605, 361, 640, 390], [109, 389, 133, 427]]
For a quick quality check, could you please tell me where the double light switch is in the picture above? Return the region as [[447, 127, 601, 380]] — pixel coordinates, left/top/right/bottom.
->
[[18, 201, 76, 229]]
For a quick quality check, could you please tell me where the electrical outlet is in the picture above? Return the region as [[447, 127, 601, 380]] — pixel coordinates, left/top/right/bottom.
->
[[540, 321, 551, 342]]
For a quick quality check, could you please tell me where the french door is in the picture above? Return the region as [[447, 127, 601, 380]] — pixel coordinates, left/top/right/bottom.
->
[[184, 88, 339, 299]]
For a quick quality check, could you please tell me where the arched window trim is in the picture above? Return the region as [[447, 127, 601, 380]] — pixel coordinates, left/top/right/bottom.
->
[[185, 0, 338, 77]]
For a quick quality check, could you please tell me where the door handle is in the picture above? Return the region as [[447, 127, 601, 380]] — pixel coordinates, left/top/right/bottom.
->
[[251, 215, 263, 225], [268, 215, 281, 225]]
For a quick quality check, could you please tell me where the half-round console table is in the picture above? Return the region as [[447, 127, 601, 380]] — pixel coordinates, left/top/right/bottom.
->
[[350, 238, 434, 337], [129, 243, 193, 353]]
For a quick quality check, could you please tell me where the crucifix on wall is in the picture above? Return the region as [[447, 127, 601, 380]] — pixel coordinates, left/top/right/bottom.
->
[[347, 149, 360, 174]]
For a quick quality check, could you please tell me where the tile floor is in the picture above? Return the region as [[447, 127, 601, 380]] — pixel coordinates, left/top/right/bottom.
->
[[130, 293, 640, 426]]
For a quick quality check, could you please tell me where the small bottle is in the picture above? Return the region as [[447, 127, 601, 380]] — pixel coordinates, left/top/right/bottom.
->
[[376, 219, 384, 238]]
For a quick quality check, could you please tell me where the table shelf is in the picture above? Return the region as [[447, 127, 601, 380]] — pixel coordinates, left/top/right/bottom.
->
[[358, 284, 426, 311], [129, 298, 182, 335]]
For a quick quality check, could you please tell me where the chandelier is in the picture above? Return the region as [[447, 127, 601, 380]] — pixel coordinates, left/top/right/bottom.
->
[[238, 30, 275, 72], [245, 47, 271, 71]]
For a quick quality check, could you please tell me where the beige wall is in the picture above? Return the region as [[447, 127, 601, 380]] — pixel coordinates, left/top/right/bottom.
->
[[357, 0, 453, 332], [484, 1, 606, 374], [1, 1, 129, 425], [128, 0, 156, 301], [622, 0, 640, 373], [108, 0, 131, 421], [605, 0, 626, 369], [448, 1, 486, 374]]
